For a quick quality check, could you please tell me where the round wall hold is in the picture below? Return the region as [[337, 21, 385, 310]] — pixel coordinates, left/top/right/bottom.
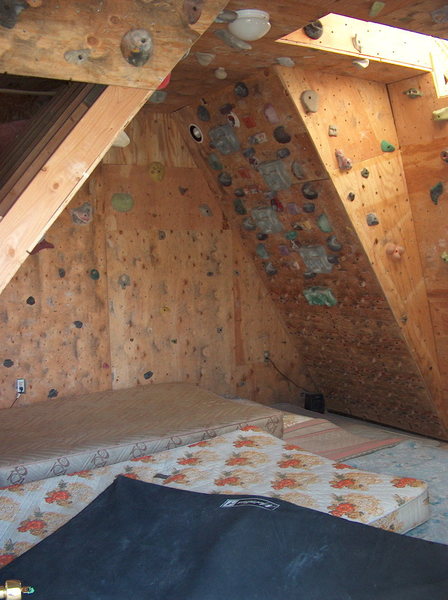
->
[[120, 29, 153, 67], [303, 20, 323, 39], [90, 269, 100, 280], [273, 126, 291, 144], [189, 124, 203, 143], [234, 81, 249, 97], [26, 296, 35, 305], [302, 182, 318, 200], [214, 67, 228, 80]]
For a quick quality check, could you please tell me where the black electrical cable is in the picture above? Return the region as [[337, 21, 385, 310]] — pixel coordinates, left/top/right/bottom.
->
[[266, 356, 320, 394]]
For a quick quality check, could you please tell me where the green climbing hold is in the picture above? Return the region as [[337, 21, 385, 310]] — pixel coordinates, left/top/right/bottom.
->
[[256, 243, 269, 259], [431, 182, 444, 205], [111, 193, 133, 212], [381, 140, 395, 152], [90, 269, 100, 280], [369, 1, 385, 17], [317, 214, 333, 233], [284, 231, 298, 241], [303, 286, 337, 307]]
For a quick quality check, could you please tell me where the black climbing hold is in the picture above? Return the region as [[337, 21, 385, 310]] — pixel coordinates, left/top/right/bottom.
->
[[73, 321, 83, 329], [58, 268, 66, 278], [292, 161, 306, 180], [189, 124, 203, 143], [243, 147, 256, 158], [234, 198, 247, 215], [218, 172, 232, 186], [26, 296, 35, 306], [304, 271, 317, 279], [302, 202, 315, 213], [3, 359, 14, 368], [0, 0, 28, 29], [234, 82, 249, 97], [207, 153, 222, 170], [219, 103, 234, 115], [302, 182, 318, 200], [348, 192, 356, 201], [327, 235, 342, 252], [207, 272, 214, 277], [277, 147, 290, 159], [273, 126, 291, 144], [197, 105, 210, 122], [90, 269, 100, 280], [431, 182, 444, 205], [303, 20, 323, 40], [48, 389, 58, 399], [234, 188, 245, 197], [120, 29, 153, 67], [158, 230, 166, 240], [327, 255, 340, 265], [257, 233, 269, 241], [366, 213, 379, 226], [178, 187, 188, 195], [361, 168, 370, 178], [143, 371, 154, 380]]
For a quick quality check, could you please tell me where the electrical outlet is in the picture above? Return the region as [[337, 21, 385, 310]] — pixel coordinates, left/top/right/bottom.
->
[[263, 351, 270, 362], [16, 378, 26, 394]]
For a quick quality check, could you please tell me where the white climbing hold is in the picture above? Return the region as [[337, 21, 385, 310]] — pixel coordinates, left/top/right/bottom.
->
[[353, 58, 369, 69], [275, 57, 296, 67], [214, 67, 228, 79]]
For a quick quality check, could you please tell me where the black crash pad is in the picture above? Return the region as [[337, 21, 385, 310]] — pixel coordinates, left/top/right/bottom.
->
[[1, 476, 448, 600]]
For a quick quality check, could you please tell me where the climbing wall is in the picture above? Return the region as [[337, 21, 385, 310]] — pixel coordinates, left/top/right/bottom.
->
[[388, 72, 448, 408], [0, 108, 309, 408], [176, 69, 447, 438]]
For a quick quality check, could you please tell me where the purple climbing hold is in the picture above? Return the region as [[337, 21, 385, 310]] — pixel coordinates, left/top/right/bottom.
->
[[263, 103, 280, 124]]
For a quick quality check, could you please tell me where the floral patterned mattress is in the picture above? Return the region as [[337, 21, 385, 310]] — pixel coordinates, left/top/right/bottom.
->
[[0, 427, 428, 567]]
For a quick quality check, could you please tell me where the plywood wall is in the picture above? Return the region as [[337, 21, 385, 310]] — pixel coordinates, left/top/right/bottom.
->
[[388, 72, 448, 410], [0, 108, 310, 409], [176, 69, 447, 438]]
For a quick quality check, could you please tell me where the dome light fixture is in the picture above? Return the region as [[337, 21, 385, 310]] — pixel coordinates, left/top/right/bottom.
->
[[227, 9, 271, 42]]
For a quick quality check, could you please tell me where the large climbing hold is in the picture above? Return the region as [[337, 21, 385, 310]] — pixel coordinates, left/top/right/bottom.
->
[[121, 29, 153, 67], [300, 90, 319, 113], [433, 107, 448, 121], [303, 286, 337, 307], [303, 20, 323, 40], [0, 0, 27, 28], [335, 149, 352, 171]]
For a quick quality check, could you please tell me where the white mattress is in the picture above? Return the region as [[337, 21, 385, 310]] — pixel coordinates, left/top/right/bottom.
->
[[0, 428, 428, 565], [0, 383, 282, 486]]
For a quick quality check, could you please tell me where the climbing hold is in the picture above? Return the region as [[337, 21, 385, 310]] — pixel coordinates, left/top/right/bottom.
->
[[303, 20, 323, 39], [248, 132, 267, 145], [89, 269, 100, 280], [270, 198, 284, 212], [207, 153, 223, 170], [149, 161, 165, 182], [299, 245, 333, 273], [264, 262, 277, 276], [302, 182, 318, 200], [263, 103, 280, 124], [285, 231, 298, 241], [441, 149, 448, 163], [252, 206, 283, 234], [287, 202, 299, 215], [335, 149, 352, 171], [218, 172, 232, 186], [0, 0, 28, 28], [327, 235, 342, 252], [353, 58, 370, 69], [29, 239, 54, 254], [277, 147, 290, 159], [71, 201, 93, 224], [118, 274, 131, 289], [291, 161, 306, 180], [26, 296, 35, 305], [48, 389, 59, 398], [120, 29, 153, 67], [183, 0, 203, 24], [303, 286, 337, 307], [214, 66, 228, 79], [300, 90, 319, 113], [361, 168, 369, 178], [242, 115, 257, 129], [234, 82, 249, 97], [431, 6, 448, 23], [197, 105, 210, 122], [275, 57, 295, 67], [3, 359, 14, 368], [403, 88, 423, 99], [149, 90, 167, 104], [195, 52, 215, 66], [189, 124, 203, 143], [256, 243, 269, 259], [273, 126, 291, 144], [227, 111, 240, 128], [381, 140, 395, 152], [366, 213, 379, 226], [301, 202, 315, 214], [242, 147, 256, 159], [352, 33, 362, 53], [219, 103, 235, 115], [242, 217, 256, 231], [178, 187, 188, 195], [441, 251, 448, 263], [294, 220, 313, 231], [234, 198, 247, 215], [433, 107, 448, 121], [317, 214, 333, 233], [143, 371, 153, 380], [279, 245, 290, 256], [214, 29, 252, 50], [257, 233, 268, 241], [199, 204, 213, 217], [112, 131, 130, 148], [209, 124, 240, 155], [430, 182, 444, 204], [328, 125, 338, 137], [73, 320, 83, 328], [111, 193, 133, 212], [258, 159, 291, 191], [234, 188, 245, 197], [58, 268, 66, 278], [369, 1, 385, 17], [64, 49, 91, 65], [327, 255, 339, 265], [158, 230, 166, 239], [348, 192, 356, 201], [304, 271, 317, 279], [215, 9, 237, 23], [385, 243, 405, 260]]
